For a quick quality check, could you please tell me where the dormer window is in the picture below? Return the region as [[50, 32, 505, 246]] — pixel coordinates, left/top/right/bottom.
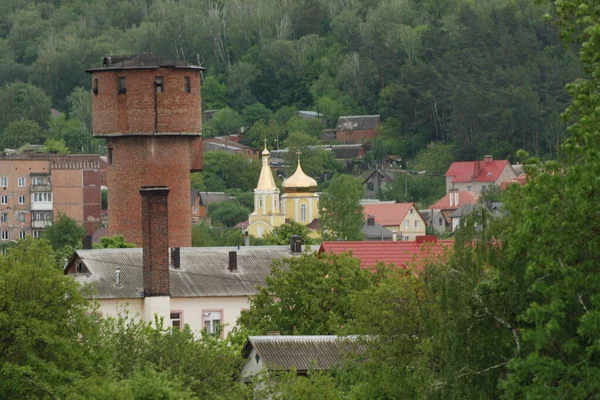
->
[[118, 77, 126, 94]]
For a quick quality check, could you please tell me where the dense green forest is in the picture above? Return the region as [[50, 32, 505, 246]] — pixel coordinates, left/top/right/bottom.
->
[[0, 0, 581, 160]]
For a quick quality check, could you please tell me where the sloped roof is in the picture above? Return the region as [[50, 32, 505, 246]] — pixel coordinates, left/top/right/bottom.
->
[[363, 203, 416, 226], [451, 203, 481, 218], [67, 246, 317, 299], [336, 115, 381, 131], [198, 192, 229, 206], [445, 159, 510, 183], [500, 174, 527, 190], [361, 169, 397, 185], [318, 240, 453, 270], [430, 191, 479, 210], [362, 222, 394, 240], [243, 336, 365, 372]]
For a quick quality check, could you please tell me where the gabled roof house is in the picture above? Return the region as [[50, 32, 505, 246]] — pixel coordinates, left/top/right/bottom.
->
[[363, 202, 426, 241], [445, 155, 517, 194]]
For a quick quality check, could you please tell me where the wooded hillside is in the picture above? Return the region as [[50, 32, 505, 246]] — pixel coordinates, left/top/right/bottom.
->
[[0, 0, 580, 159]]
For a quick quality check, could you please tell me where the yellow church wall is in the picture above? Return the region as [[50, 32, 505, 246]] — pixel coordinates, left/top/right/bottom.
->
[[281, 194, 319, 225]]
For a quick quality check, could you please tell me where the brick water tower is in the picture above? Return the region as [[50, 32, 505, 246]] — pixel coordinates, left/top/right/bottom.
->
[[87, 54, 204, 247]]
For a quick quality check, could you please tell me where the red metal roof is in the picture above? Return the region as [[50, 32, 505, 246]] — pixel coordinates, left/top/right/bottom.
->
[[429, 191, 479, 210], [318, 240, 453, 270], [363, 203, 416, 226], [500, 174, 527, 190], [445, 159, 510, 183]]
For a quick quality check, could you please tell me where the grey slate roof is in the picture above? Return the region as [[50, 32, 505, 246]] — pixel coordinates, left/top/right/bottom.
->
[[336, 115, 381, 131], [87, 54, 204, 72], [243, 336, 366, 372], [68, 246, 317, 300], [198, 192, 229, 206], [451, 203, 481, 218], [362, 222, 394, 240]]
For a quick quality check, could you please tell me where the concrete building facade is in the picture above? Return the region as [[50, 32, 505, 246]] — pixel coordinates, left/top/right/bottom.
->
[[88, 54, 204, 247]]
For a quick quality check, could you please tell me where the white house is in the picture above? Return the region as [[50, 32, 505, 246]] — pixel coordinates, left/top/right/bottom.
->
[[65, 246, 315, 337]]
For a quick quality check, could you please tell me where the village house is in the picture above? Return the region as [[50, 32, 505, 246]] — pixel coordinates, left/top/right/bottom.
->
[[362, 202, 426, 241], [240, 336, 365, 381], [191, 190, 229, 224], [360, 168, 397, 199], [429, 190, 479, 233], [64, 185, 317, 337], [445, 155, 518, 194], [203, 136, 256, 157], [335, 115, 381, 144]]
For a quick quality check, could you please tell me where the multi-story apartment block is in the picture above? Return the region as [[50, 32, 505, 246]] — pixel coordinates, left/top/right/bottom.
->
[[0, 154, 105, 245]]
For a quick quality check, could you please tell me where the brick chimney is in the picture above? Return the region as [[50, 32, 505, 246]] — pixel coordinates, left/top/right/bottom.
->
[[474, 160, 482, 179], [483, 155, 493, 164], [140, 186, 170, 296]]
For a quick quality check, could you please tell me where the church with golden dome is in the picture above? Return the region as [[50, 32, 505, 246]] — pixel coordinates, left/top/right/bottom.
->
[[247, 141, 320, 238]]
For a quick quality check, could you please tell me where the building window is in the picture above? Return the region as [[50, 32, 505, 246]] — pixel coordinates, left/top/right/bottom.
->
[[405, 236, 410, 241], [258, 196, 263, 209], [0, 176, 7, 187], [155, 76, 164, 93], [18, 195, 25, 204], [1, 196, 6, 205], [18, 212, 25, 222], [32, 176, 45, 185], [33, 193, 52, 202], [300, 204, 306, 222], [1, 231, 8, 241], [467, 185, 472, 191], [404, 220, 409, 229], [367, 182, 374, 191], [203, 311, 222, 337], [19, 230, 25, 239], [482, 185, 487, 192], [410, 208, 414, 215], [93, 78, 98, 95], [1, 213, 7, 223], [438, 217, 443, 225], [33, 230, 41, 239], [107, 148, 113, 165], [415, 220, 420, 228], [184, 76, 191, 93], [18, 177, 26, 187], [170, 311, 183, 330], [118, 77, 126, 94], [193, 206, 198, 214], [274, 197, 278, 210]]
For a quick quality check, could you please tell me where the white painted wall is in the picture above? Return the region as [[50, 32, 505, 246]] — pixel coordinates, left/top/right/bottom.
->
[[95, 296, 250, 337]]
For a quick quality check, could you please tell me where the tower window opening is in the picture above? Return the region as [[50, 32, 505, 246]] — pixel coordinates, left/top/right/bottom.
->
[[300, 204, 306, 222], [118, 77, 126, 94], [155, 76, 164, 93], [107, 148, 113, 165], [184, 76, 191, 93], [93, 78, 99, 95]]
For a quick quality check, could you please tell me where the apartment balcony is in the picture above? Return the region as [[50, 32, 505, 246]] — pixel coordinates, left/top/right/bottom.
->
[[30, 184, 52, 193], [32, 220, 52, 229], [31, 201, 53, 211]]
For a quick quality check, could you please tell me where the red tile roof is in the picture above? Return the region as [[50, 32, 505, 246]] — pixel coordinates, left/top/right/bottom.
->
[[318, 240, 453, 270], [430, 191, 479, 210], [363, 203, 416, 226], [446, 159, 510, 183], [500, 174, 527, 190]]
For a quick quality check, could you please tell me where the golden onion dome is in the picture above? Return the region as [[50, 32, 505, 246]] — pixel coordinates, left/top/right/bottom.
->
[[261, 138, 270, 156], [284, 153, 317, 192]]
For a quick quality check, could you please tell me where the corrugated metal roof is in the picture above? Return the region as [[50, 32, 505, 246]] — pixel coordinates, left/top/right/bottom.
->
[[244, 336, 365, 372], [69, 246, 318, 299]]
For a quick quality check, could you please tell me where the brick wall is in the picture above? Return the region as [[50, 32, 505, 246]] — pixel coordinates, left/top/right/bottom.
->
[[91, 68, 202, 135], [140, 186, 170, 297]]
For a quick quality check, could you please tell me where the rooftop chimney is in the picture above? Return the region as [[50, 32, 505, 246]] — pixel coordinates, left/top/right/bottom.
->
[[449, 191, 454, 207], [454, 191, 459, 207], [474, 160, 482, 178], [140, 186, 170, 297], [229, 251, 238, 272], [171, 247, 180, 269], [367, 215, 375, 226], [82, 235, 93, 250], [484, 155, 493, 164], [290, 235, 302, 254]]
